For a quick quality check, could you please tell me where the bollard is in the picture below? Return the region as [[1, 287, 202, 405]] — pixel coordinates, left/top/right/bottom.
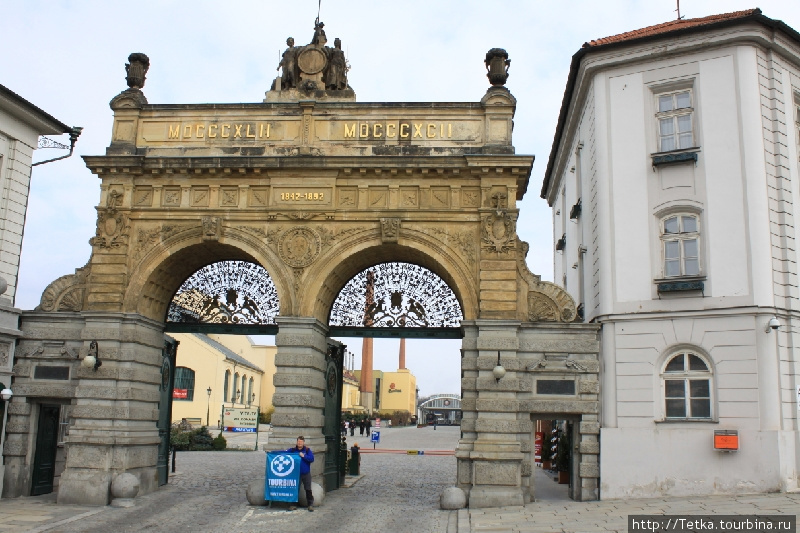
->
[[349, 445, 360, 475], [171, 446, 176, 473]]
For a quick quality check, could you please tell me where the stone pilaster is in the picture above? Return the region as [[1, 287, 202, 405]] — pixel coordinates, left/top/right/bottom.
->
[[271, 317, 328, 486], [57, 312, 163, 505], [461, 319, 525, 508]]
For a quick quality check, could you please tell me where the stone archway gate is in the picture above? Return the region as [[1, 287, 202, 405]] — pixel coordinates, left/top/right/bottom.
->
[[4, 47, 600, 507]]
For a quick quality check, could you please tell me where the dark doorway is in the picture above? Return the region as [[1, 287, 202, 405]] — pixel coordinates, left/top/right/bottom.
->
[[31, 404, 60, 495]]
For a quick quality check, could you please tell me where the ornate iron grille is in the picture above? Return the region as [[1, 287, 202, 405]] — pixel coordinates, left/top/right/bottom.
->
[[166, 261, 279, 325], [329, 262, 462, 328]]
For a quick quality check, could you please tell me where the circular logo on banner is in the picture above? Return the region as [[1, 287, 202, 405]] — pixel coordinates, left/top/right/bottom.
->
[[270, 454, 295, 477]]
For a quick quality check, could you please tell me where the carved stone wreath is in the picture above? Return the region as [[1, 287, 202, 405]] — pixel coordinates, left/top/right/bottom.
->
[[278, 227, 322, 268]]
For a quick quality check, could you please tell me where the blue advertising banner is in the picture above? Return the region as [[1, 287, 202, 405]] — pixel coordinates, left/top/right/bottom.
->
[[265, 452, 300, 502]]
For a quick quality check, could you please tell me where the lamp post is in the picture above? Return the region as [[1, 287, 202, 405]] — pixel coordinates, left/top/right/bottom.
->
[[206, 387, 212, 427]]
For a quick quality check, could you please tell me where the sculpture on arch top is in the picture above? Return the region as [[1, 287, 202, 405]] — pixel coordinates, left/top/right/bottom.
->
[[268, 20, 353, 101]]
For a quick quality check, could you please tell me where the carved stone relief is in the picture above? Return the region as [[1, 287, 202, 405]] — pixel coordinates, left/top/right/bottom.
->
[[369, 188, 388, 208], [162, 188, 181, 206], [202, 216, 222, 241], [220, 188, 239, 206], [400, 188, 418, 207], [380, 218, 400, 243], [481, 210, 516, 254], [192, 188, 210, 207], [134, 187, 153, 206], [89, 192, 131, 250], [132, 224, 194, 263], [278, 227, 322, 267], [425, 227, 477, 270], [461, 189, 480, 207], [250, 188, 268, 206], [37, 263, 90, 312], [338, 188, 357, 207]]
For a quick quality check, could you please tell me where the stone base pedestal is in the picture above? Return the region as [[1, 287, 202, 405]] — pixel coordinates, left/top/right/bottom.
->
[[468, 486, 524, 508], [57, 469, 112, 506]]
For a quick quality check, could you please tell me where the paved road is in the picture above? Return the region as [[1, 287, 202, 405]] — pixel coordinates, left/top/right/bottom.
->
[[47, 425, 460, 533], [4, 425, 800, 533]]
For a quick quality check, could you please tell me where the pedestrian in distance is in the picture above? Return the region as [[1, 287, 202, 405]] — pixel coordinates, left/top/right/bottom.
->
[[350, 420, 355, 436], [341, 420, 346, 436], [359, 419, 365, 436], [367, 418, 372, 436], [285, 436, 315, 512]]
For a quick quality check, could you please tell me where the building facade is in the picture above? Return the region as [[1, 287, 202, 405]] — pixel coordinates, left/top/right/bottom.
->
[[0, 85, 75, 498], [167, 334, 274, 426], [543, 9, 800, 498]]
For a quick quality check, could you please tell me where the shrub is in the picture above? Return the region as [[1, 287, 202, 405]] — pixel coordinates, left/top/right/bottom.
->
[[212, 432, 227, 450], [191, 426, 214, 451], [259, 405, 275, 424]]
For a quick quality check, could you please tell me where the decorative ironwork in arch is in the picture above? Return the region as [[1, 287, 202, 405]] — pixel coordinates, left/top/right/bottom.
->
[[329, 262, 462, 328], [166, 261, 279, 325]]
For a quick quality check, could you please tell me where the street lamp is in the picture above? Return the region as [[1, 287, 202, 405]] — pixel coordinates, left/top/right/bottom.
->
[[235, 389, 241, 405], [1, 387, 12, 401], [206, 387, 212, 427]]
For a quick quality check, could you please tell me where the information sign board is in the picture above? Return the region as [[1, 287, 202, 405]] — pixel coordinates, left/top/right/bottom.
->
[[222, 407, 258, 432]]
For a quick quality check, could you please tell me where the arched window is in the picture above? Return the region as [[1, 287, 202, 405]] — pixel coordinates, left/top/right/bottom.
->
[[224, 370, 230, 403], [662, 351, 713, 420], [174, 367, 195, 401], [249, 377, 254, 405], [233, 373, 240, 403]]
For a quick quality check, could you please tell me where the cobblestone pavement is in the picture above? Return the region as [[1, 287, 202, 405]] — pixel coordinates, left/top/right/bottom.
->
[[5, 425, 800, 533], [467, 481, 800, 533], [34, 425, 460, 533]]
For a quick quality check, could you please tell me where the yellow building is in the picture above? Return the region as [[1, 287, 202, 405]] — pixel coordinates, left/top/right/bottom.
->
[[352, 368, 417, 415], [378, 369, 417, 414], [168, 334, 276, 426]]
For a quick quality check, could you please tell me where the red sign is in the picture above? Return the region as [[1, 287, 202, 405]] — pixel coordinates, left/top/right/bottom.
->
[[714, 433, 739, 450], [173, 389, 188, 399], [534, 432, 543, 462]]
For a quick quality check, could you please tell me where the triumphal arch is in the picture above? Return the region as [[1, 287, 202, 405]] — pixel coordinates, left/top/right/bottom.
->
[[5, 26, 600, 508]]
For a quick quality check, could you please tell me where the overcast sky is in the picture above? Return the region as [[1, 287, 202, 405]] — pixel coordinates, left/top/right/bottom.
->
[[3, 1, 799, 397]]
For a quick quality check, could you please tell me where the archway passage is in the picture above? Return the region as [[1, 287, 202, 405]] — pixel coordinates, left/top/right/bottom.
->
[[166, 260, 280, 335], [328, 262, 463, 339]]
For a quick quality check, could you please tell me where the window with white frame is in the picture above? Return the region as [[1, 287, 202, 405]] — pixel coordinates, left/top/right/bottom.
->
[[661, 213, 700, 277], [662, 351, 712, 419], [656, 89, 694, 152]]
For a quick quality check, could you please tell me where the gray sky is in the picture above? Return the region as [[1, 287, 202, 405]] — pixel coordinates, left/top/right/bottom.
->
[[3, 1, 799, 397]]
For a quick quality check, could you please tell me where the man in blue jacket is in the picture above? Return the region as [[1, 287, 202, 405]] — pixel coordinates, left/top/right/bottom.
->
[[285, 436, 314, 511]]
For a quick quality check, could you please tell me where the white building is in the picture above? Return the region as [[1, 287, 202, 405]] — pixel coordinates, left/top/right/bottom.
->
[[0, 84, 76, 497], [542, 9, 800, 498]]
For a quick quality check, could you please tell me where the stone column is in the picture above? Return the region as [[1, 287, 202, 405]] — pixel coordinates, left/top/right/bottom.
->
[[57, 312, 164, 505], [460, 319, 525, 508], [271, 317, 328, 485]]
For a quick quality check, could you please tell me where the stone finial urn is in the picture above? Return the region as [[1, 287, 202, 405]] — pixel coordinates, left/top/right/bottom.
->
[[485, 48, 510, 86], [125, 53, 150, 89]]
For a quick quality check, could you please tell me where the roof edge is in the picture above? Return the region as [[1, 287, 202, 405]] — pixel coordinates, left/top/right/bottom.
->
[[541, 8, 800, 200], [0, 84, 72, 134]]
